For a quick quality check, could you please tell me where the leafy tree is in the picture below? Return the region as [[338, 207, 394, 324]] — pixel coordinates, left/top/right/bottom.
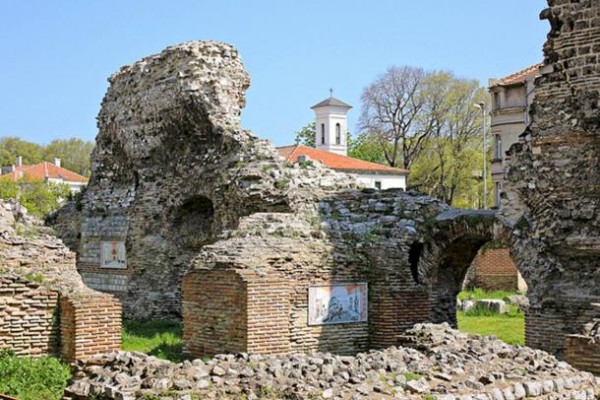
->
[[19, 181, 72, 218], [408, 71, 491, 207], [294, 122, 316, 147], [0, 178, 71, 219], [0, 180, 19, 200], [348, 132, 387, 164], [44, 138, 94, 176], [358, 66, 430, 169], [0, 137, 44, 166]]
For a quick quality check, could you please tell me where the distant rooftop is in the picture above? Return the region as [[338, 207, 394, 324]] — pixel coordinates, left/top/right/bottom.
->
[[277, 145, 407, 175], [0, 162, 88, 183], [490, 63, 543, 87], [310, 96, 352, 110]]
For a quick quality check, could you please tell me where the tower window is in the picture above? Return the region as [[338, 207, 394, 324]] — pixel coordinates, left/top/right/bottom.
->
[[335, 123, 341, 145], [321, 123, 325, 145]]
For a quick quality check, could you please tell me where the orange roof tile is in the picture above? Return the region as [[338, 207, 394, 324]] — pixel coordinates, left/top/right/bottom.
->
[[492, 63, 543, 87], [0, 162, 88, 183], [276, 145, 408, 175]]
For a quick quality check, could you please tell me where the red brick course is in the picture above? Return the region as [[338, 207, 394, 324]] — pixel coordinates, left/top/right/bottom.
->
[[473, 248, 519, 291], [565, 335, 600, 375], [60, 293, 122, 362]]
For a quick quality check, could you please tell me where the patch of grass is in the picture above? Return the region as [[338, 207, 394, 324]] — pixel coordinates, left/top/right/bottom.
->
[[122, 320, 185, 362], [403, 372, 424, 382], [0, 348, 70, 400], [457, 311, 525, 345], [457, 288, 515, 301]]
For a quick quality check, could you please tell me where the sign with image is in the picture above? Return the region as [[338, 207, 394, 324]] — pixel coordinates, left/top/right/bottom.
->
[[308, 283, 368, 325], [101, 241, 126, 269]]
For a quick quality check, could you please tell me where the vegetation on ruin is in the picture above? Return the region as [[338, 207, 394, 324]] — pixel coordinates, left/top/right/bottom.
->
[[122, 320, 185, 363], [0, 349, 70, 400]]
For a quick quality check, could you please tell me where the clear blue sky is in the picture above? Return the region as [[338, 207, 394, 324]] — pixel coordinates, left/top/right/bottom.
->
[[0, 0, 548, 147]]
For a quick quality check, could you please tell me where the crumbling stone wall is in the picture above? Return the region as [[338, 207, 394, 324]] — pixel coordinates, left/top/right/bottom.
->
[[183, 191, 498, 357], [55, 41, 357, 319], [500, 0, 600, 357], [0, 200, 121, 361]]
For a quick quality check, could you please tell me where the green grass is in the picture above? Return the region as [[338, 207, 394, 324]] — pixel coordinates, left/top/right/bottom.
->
[[457, 289, 525, 346], [457, 288, 516, 301], [0, 349, 70, 400], [122, 319, 185, 362], [457, 311, 525, 345]]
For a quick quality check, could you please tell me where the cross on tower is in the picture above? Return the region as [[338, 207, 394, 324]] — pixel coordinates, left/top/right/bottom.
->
[[329, 88, 333, 97]]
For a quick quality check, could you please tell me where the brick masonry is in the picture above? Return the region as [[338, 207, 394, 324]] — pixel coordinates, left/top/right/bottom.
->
[[0, 200, 122, 362], [565, 335, 600, 375], [183, 196, 496, 358], [472, 248, 519, 292], [0, 275, 59, 357], [60, 293, 122, 362]]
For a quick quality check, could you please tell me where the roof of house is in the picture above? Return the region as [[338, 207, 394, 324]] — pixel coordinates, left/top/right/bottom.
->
[[310, 96, 352, 110], [277, 145, 408, 175], [0, 162, 88, 183], [491, 63, 543, 87]]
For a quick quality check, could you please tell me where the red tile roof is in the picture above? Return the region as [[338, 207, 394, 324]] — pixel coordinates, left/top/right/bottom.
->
[[0, 162, 88, 183], [277, 145, 408, 175], [492, 63, 543, 87]]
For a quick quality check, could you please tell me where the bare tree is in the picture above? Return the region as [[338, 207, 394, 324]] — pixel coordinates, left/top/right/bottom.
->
[[358, 66, 432, 169]]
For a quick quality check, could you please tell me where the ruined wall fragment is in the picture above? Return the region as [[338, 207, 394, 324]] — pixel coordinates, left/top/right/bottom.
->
[[501, 0, 600, 356]]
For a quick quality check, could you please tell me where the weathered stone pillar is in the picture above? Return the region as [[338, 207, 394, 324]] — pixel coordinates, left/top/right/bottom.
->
[[501, 0, 600, 357]]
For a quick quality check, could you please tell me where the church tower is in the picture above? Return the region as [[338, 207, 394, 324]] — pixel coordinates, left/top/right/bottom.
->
[[311, 93, 352, 156]]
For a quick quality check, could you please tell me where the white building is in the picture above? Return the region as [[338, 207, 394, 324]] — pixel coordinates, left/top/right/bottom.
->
[[277, 95, 408, 190], [488, 64, 541, 208]]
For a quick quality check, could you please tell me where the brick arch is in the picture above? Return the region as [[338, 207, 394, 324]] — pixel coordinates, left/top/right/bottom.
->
[[416, 211, 503, 327]]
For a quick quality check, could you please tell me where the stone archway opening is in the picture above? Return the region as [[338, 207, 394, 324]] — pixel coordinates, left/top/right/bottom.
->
[[170, 195, 215, 249], [428, 236, 489, 327]]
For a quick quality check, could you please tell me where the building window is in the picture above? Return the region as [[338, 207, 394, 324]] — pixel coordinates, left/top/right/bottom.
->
[[321, 123, 325, 145], [494, 134, 502, 159], [493, 92, 501, 110], [374, 181, 382, 190], [335, 123, 341, 145], [495, 182, 502, 209]]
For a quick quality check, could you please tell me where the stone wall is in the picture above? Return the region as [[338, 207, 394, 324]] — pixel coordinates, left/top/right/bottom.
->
[[565, 335, 600, 375], [0, 200, 121, 361], [500, 0, 600, 357], [53, 41, 358, 320], [64, 324, 599, 400], [183, 192, 498, 358]]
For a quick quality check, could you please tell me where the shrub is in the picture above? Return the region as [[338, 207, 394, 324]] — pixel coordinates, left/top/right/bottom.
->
[[0, 348, 71, 400]]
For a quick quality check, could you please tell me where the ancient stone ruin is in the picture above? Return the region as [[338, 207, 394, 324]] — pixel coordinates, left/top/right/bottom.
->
[[53, 41, 359, 320], [53, 40, 501, 358], [64, 324, 598, 400], [0, 200, 121, 361], [500, 0, 600, 358], [51, 1, 600, 381]]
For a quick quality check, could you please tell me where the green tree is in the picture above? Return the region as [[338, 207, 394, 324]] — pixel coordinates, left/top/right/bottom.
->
[[408, 71, 491, 207], [44, 138, 94, 176], [294, 122, 316, 147], [358, 66, 430, 169], [19, 181, 71, 218], [348, 132, 387, 164], [0, 180, 19, 200], [0, 137, 44, 166]]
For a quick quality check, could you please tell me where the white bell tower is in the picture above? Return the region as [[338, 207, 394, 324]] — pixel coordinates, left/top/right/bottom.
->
[[311, 91, 352, 156]]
